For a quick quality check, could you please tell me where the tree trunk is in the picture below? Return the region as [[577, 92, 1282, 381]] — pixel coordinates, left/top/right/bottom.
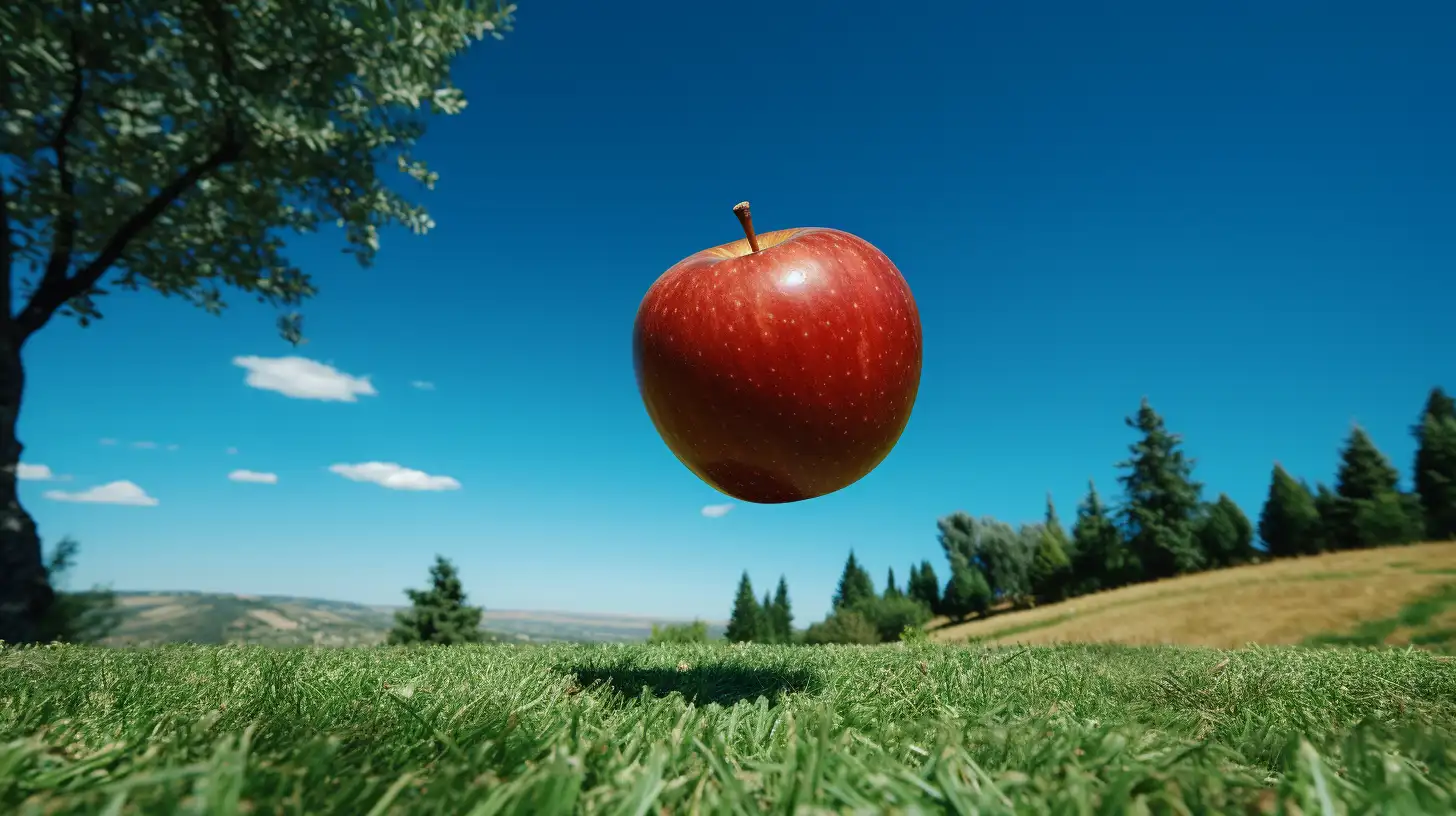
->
[[0, 337, 52, 645]]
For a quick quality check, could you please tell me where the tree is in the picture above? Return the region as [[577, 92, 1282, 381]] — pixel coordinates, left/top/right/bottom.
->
[[1312, 483, 1340, 552], [387, 555, 484, 645], [1117, 398, 1205, 579], [1030, 526, 1072, 604], [1029, 495, 1072, 603], [940, 556, 992, 622], [937, 513, 1032, 605], [649, 620, 710, 644], [1068, 480, 1132, 595], [38, 537, 120, 644], [883, 567, 901, 598], [769, 576, 793, 643], [831, 550, 876, 611], [1257, 464, 1321, 557], [1414, 387, 1456, 540], [906, 560, 941, 613], [761, 590, 776, 642], [724, 571, 763, 643], [802, 609, 880, 645], [1196, 494, 1255, 569], [1352, 491, 1424, 548], [854, 594, 931, 642], [1331, 426, 1423, 549], [0, 0, 517, 645]]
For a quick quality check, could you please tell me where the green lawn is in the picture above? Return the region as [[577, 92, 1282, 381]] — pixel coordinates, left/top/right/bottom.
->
[[2, 642, 1453, 813]]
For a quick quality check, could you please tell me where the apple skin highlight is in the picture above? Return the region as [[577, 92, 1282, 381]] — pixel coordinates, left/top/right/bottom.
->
[[633, 222, 922, 504]]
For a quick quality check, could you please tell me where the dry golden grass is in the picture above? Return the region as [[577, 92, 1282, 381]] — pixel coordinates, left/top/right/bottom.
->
[[930, 541, 1456, 649]]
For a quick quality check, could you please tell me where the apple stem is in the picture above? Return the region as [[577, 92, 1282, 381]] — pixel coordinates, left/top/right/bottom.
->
[[733, 201, 761, 253]]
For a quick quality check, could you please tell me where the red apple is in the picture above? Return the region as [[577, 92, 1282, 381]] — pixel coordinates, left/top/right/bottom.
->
[[633, 202, 922, 504]]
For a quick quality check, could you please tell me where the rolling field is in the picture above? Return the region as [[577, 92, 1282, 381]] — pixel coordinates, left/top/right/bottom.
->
[[932, 542, 1456, 651], [2, 640, 1454, 813]]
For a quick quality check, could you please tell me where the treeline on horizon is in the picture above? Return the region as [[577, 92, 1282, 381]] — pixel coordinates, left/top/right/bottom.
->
[[648, 386, 1456, 646]]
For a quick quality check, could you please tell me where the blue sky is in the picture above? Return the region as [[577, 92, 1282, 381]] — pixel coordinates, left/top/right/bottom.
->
[[16, 0, 1454, 623]]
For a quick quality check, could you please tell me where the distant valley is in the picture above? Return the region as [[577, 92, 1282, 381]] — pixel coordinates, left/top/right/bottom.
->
[[103, 591, 726, 647]]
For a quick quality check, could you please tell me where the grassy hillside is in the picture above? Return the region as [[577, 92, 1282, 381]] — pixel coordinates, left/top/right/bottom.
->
[[931, 541, 1456, 650], [2, 641, 1452, 813], [104, 592, 726, 646]]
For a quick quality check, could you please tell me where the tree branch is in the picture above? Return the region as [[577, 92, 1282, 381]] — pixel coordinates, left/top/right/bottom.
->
[[34, 27, 90, 320], [14, 131, 244, 341]]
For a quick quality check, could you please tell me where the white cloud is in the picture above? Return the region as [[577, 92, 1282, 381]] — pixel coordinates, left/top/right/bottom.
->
[[166, 444, 180, 452], [328, 462, 461, 491], [43, 480, 158, 506], [701, 503, 735, 518], [17, 463, 54, 481], [132, 441, 157, 449], [226, 447, 239, 455], [99, 438, 118, 446], [228, 469, 278, 484], [233, 355, 377, 402], [410, 380, 436, 391]]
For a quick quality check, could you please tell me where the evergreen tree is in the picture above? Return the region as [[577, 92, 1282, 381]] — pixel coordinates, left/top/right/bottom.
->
[[1044, 494, 1070, 552], [761, 591, 777, 642], [831, 551, 877, 610], [1313, 482, 1340, 552], [1068, 480, 1132, 595], [1257, 464, 1321, 557], [388, 555, 484, 645], [907, 560, 941, 613], [1332, 426, 1423, 549], [1414, 387, 1456, 540], [884, 567, 902, 598], [725, 571, 763, 643], [1353, 492, 1424, 548], [1117, 398, 1205, 579], [1030, 495, 1073, 603], [940, 556, 992, 622], [1196, 494, 1255, 568], [770, 576, 794, 642]]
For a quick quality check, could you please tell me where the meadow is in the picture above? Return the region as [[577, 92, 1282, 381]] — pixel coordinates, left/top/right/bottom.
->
[[3, 638, 1454, 814], [933, 541, 1456, 651]]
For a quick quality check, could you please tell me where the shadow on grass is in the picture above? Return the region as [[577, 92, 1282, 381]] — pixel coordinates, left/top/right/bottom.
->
[[567, 663, 821, 707]]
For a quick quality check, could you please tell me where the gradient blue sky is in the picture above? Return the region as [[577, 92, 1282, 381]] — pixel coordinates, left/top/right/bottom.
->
[[16, 0, 1454, 623]]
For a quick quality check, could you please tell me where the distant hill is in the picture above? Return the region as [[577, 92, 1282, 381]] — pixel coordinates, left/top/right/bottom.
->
[[929, 540, 1456, 652], [102, 592, 727, 647]]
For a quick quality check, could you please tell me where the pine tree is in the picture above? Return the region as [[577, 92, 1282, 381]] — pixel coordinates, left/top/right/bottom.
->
[[1068, 480, 1132, 595], [1196, 494, 1255, 568], [1030, 527, 1072, 603], [1414, 387, 1456, 540], [884, 567, 902, 598], [907, 560, 941, 613], [1117, 398, 1205, 579], [770, 576, 793, 642], [387, 555, 484, 645], [832, 551, 876, 610], [725, 571, 762, 642], [761, 591, 776, 642], [1332, 425, 1423, 549], [1257, 464, 1321, 557], [1312, 483, 1340, 552], [1029, 495, 1072, 602]]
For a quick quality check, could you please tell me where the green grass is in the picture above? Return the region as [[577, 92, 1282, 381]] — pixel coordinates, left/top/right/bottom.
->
[[3, 642, 1455, 814], [1305, 583, 1456, 652]]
